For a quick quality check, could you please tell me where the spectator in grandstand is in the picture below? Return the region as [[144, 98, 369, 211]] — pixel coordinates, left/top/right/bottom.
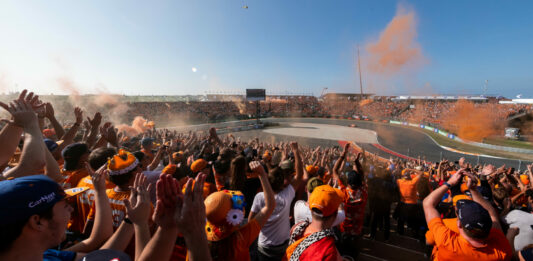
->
[[204, 160, 275, 260], [250, 142, 304, 261], [395, 167, 424, 238], [285, 185, 344, 260], [365, 163, 394, 241], [422, 169, 513, 260]]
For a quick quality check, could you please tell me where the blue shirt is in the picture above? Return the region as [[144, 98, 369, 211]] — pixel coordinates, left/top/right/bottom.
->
[[43, 249, 76, 261]]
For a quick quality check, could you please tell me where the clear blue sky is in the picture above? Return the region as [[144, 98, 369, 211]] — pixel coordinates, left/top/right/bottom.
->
[[0, 1, 532, 97]]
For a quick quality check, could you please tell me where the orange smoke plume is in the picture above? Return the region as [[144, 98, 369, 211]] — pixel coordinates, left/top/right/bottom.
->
[[359, 99, 373, 107], [442, 100, 504, 142], [365, 5, 425, 75], [116, 116, 152, 137]]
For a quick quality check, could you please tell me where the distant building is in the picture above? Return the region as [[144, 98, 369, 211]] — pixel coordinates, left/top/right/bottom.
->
[[321, 93, 373, 101]]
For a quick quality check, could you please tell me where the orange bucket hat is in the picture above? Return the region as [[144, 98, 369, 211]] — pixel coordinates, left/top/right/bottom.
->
[[204, 190, 246, 241], [107, 149, 139, 176]]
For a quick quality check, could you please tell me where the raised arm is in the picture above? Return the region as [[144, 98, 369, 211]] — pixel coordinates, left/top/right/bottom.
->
[[138, 173, 211, 261], [464, 172, 502, 231], [423, 171, 462, 224], [332, 143, 349, 181], [52, 107, 82, 160], [44, 102, 65, 139], [1, 98, 46, 179], [67, 165, 113, 253], [290, 142, 304, 189], [248, 161, 275, 227], [124, 173, 152, 260]]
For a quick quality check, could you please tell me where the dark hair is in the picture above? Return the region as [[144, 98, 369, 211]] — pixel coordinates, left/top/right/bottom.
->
[[0, 206, 54, 253], [133, 151, 145, 162], [416, 176, 431, 200], [88, 147, 117, 170], [209, 234, 236, 260], [269, 167, 285, 193], [229, 156, 246, 191], [108, 165, 138, 186], [214, 159, 230, 175]]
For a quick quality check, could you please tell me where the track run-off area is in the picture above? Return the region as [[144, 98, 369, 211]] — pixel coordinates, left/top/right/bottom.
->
[[168, 117, 532, 169]]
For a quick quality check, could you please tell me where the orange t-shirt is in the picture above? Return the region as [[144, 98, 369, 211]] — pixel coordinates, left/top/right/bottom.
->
[[425, 218, 459, 246], [428, 217, 512, 261], [142, 149, 155, 164], [68, 176, 115, 233], [87, 188, 130, 229], [186, 219, 261, 261], [397, 175, 420, 204], [61, 168, 89, 189]]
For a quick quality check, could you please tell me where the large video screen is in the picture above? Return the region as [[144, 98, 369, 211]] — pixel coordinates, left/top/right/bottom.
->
[[246, 89, 266, 101]]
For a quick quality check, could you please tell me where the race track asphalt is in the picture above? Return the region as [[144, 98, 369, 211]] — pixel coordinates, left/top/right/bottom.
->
[[172, 117, 532, 169]]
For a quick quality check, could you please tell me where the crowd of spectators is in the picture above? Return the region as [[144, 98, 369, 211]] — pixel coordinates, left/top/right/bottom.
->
[[1, 89, 533, 261]]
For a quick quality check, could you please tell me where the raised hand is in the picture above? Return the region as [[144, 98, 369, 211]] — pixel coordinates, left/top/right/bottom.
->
[[175, 173, 206, 237], [250, 161, 267, 176], [289, 141, 299, 151], [86, 162, 108, 193], [87, 112, 102, 129], [153, 174, 181, 229], [447, 170, 463, 186], [0, 99, 38, 130], [44, 103, 55, 119], [74, 107, 83, 125], [125, 173, 152, 225]]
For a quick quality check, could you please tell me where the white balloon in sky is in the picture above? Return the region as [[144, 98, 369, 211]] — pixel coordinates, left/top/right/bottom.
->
[[191, 67, 197, 73]]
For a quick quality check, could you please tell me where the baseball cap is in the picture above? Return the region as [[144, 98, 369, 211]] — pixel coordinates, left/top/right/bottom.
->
[[456, 199, 492, 238], [82, 249, 131, 261], [308, 185, 344, 217], [0, 175, 87, 224], [279, 160, 294, 172], [191, 159, 208, 173], [44, 139, 58, 152], [306, 177, 324, 193], [140, 137, 154, 147], [452, 194, 472, 207]]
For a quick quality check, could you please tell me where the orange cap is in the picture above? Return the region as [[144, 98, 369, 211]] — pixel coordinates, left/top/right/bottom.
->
[[162, 164, 177, 175], [306, 165, 318, 175], [452, 194, 472, 207], [308, 185, 344, 217], [520, 175, 530, 185], [191, 159, 208, 173], [263, 150, 272, 161], [172, 151, 184, 162]]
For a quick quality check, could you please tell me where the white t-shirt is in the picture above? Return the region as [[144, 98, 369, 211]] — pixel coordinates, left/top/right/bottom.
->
[[293, 200, 345, 227], [251, 184, 295, 247], [505, 209, 533, 251]]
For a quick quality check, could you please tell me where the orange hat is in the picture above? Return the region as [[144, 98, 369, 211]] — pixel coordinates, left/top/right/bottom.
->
[[42, 129, 56, 138], [308, 185, 344, 217], [520, 175, 530, 185], [452, 194, 472, 207], [172, 151, 184, 162], [460, 183, 469, 193], [181, 179, 215, 200], [107, 149, 139, 176], [204, 190, 246, 241], [306, 165, 318, 175], [191, 159, 208, 173], [162, 164, 177, 175], [263, 150, 272, 161]]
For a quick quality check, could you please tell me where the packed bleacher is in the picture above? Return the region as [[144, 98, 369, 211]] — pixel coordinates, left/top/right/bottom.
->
[[1, 90, 533, 261]]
